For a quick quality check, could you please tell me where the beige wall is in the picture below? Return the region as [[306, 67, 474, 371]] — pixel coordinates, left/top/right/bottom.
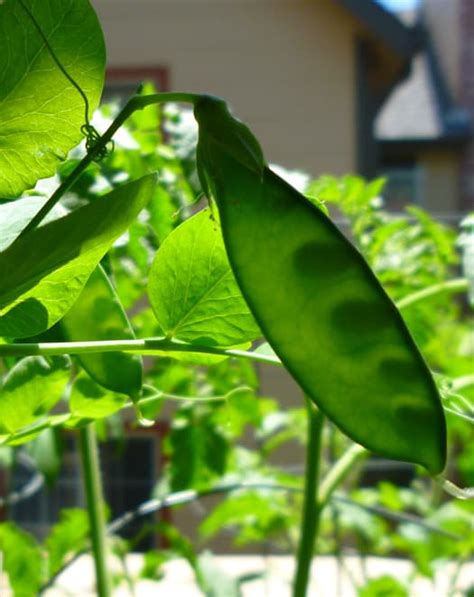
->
[[418, 148, 460, 213], [422, 0, 460, 98], [94, 0, 357, 177]]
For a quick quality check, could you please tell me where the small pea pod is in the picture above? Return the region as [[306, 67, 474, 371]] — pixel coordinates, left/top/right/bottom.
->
[[60, 265, 142, 398], [194, 96, 446, 474]]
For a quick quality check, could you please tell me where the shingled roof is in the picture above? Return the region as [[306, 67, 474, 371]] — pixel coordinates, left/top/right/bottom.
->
[[375, 14, 471, 145]]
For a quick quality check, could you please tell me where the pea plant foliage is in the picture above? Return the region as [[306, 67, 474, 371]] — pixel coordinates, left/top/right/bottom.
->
[[0, 1, 472, 595]]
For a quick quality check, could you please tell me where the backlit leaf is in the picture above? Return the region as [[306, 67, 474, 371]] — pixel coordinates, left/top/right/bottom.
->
[[0, 523, 42, 595], [0, 0, 105, 197], [69, 372, 128, 419], [0, 175, 155, 338], [45, 509, 89, 577], [61, 266, 143, 397], [0, 356, 70, 433], [148, 209, 260, 346]]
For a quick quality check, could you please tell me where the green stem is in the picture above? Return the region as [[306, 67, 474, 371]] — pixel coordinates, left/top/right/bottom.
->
[[0, 337, 282, 366], [2, 279, 464, 360], [451, 374, 474, 391], [293, 398, 325, 597], [79, 424, 111, 597], [318, 444, 368, 507], [18, 92, 201, 237], [397, 278, 468, 310]]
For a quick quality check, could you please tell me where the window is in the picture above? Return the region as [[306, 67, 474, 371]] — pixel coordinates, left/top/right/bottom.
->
[[379, 158, 421, 210], [104, 66, 169, 104]]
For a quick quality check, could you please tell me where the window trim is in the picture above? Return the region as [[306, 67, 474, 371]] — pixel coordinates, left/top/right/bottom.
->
[[106, 66, 170, 92]]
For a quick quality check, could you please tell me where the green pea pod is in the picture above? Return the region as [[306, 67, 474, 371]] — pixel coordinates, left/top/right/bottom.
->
[[60, 265, 142, 398], [194, 96, 446, 474], [195, 96, 265, 199]]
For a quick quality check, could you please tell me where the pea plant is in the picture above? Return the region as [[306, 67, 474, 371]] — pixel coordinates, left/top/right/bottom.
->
[[0, 1, 472, 595]]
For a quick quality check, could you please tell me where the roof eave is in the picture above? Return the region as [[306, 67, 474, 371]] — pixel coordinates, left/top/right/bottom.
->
[[338, 0, 421, 60]]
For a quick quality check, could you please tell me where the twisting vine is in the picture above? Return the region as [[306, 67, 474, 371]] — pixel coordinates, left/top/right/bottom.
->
[[17, 0, 112, 161]]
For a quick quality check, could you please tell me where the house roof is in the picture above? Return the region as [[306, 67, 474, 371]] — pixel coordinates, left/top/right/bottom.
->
[[375, 52, 443, 141], [338, 0, 420, 59], [375, 23, 471, 146], [338, 1, 471, 147]]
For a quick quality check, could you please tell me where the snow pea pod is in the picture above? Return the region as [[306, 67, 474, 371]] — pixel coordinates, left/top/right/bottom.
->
[[194, 96, 446, 474]]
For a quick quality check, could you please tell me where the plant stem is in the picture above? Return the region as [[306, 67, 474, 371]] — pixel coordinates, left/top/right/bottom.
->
[[0, 337, 282, 365], [79, 423, 111, 597], [3, 278, 467, 360], [318, 444, 368, 507], [18, 92, 201, 238], [397, 278, 468, 310], [293, 398, 325, 597]]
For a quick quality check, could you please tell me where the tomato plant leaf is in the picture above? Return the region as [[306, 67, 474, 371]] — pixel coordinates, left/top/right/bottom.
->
[[0, 523, 42, 595], [45, 509, 89, 578], [0, 356, 70, 433], [167, 405, 229, 491], [148, 209, 260, 346], [61, 266, 143, 397], [0, 0, 105, 197], [0, 174, 156, 338]]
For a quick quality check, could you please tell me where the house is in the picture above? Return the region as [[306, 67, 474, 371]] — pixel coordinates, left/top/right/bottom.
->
[[375, 0, 472, 216], [94, 0, 420, 180]]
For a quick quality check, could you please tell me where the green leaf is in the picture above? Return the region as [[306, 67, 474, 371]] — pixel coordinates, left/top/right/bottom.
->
[[200, 491, 289, 546], [139, 550, 167, 581], [61, 266, 143, 396], [69, 372, 128, 419], [0, 356, 70, 433], [167, 405, 229, 491], [0, 522, 42, 595], [0, 174, 156, 338], [148, 209, 260, 346], [0, 0, 105, 197], [45, 509, 89, 577]]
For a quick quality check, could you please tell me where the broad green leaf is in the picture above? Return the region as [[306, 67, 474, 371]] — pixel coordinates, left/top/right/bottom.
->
[[148, 209, 260, 346], [0, 174, 156, 338], [2, 413, 70, 447], [70, 372, 128, 419], [0, 523, 42, 595], [0, 0, 105, 197], [45, 509, 89, 577], [0, 356, 70, 433], [61, 266, 143, 396]]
